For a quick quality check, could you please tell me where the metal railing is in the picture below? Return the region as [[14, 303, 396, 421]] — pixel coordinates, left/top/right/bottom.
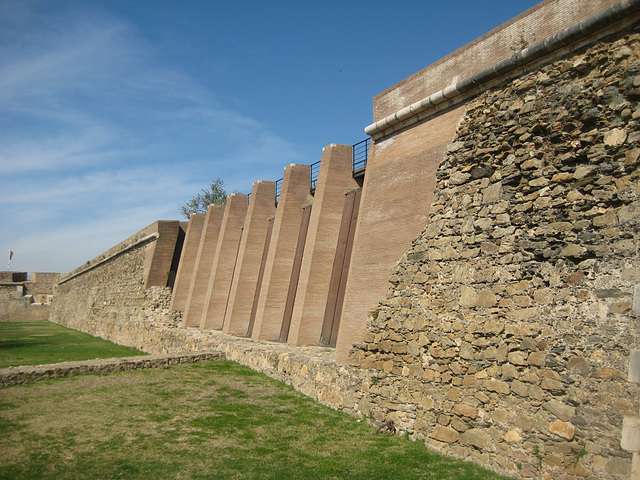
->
[[310, 160, 321, 190], [352, 138, 370, 172], [261, 138, 371, 205], [275, 178, 283, 203]]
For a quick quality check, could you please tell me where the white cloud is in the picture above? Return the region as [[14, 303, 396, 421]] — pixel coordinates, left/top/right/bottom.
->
[[0, 3, 310, 273]]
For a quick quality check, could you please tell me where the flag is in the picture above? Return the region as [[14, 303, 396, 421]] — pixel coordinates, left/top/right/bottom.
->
[[9, 251, 13, 260]]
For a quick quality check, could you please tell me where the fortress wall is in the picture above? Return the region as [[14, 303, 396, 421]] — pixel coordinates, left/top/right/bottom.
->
[[181, 204, 225, 327], [251, 164, 312, 341], [287, 144, 360, 346], [170, 213, 205, 311], [50, 221, 183, 342], [25, 273, 60, 296], [43, 2, 640, 478], [143, 220, 183, 289], [335, 105, 467, 361], [0, 272, 60, 321], [336, 0, 640, 361], [347, 26, 640, 480]]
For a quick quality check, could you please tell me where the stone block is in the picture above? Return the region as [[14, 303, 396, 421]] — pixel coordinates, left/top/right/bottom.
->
[[504, 430, 522, 443], [452, 403, 477, 418], [622, 416, 640, 452], [548, 420, 575, 441], [543, 400, 575, 422], [431, 425, 459, 443], [460, 429, 491, 450]]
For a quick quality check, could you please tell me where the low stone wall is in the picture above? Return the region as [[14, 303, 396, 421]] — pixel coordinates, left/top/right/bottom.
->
[[45, 311, 370, 424], [0, 352, 223, 388]]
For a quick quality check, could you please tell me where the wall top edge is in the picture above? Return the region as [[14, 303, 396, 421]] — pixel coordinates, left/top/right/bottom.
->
[[365, 0, 640, 140], [57, 233, 160, 286]]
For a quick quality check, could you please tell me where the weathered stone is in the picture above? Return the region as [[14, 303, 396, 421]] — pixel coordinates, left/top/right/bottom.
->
[[502, 363, 518, 379], [564, 270, 585, 286], [482, 182, 502, 204], [485, 379, 510, 394], [595, 368, 625, 379], [548, 420, 575, 440], [604, 128, 627, 146], [511, 380, 529, 397], [450, 171, 471, 185], [477, 289, 497, 307], [543, 400, 575, 422], [431, 425, 460, 443], [508, 351, 528, 366], [483, 319, 505, 334], [593, 209, 619, 227], [566, 356, 590, 375], [452, 403, 478, 419], [504, 430, 522, 443], [450, 417, 470, 432], [528, 351, 546, 366], [573, 165, 596, 180], [625, 147, 640, 165], [460, 429, 491, 450], [561, 244, 586, 257]]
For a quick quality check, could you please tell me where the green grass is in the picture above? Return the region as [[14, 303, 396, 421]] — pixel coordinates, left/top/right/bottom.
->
[[0, 360, 512, 480], [0, 321, 146, 368]]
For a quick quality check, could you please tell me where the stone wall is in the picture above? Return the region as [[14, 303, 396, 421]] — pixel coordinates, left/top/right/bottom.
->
[[0, 272, 59, 321], [50, 222, 183, 341], [26, 272, 60, 296], [0, 283, 29, 321], [0, 352, 222, 388], [348, 26, 640, 480]]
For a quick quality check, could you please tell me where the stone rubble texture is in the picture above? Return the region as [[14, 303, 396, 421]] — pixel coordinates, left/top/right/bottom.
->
[[349, 27, 640, 480]]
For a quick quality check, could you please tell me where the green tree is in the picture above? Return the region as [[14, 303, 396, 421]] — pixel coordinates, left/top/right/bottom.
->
[[180, 178, 229, 219]]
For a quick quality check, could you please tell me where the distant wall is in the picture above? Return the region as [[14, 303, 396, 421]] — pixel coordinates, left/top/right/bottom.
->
[[0, 271, 60, 321]]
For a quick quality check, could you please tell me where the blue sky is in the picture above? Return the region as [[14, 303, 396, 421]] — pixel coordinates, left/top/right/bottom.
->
[[1, 0, 540, 274]]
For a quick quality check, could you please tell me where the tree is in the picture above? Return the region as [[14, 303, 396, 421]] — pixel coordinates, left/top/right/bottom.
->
[[180, 178, 229, 219]]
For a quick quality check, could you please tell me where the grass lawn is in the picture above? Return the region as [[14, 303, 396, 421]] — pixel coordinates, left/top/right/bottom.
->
[[0, 321, 146, 368], [0, 360, 512, 480]]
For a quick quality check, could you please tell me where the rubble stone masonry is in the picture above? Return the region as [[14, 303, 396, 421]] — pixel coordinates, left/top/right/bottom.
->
[[50, 222, 183, 340], [349, 27, 640, 479]]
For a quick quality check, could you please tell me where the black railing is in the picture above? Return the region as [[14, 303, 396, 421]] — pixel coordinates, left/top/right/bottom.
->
[[352, 138, 370, 172], [310, 160, 321, 189], [275, 177, 283, 203], [259, 138, 371, 205]]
